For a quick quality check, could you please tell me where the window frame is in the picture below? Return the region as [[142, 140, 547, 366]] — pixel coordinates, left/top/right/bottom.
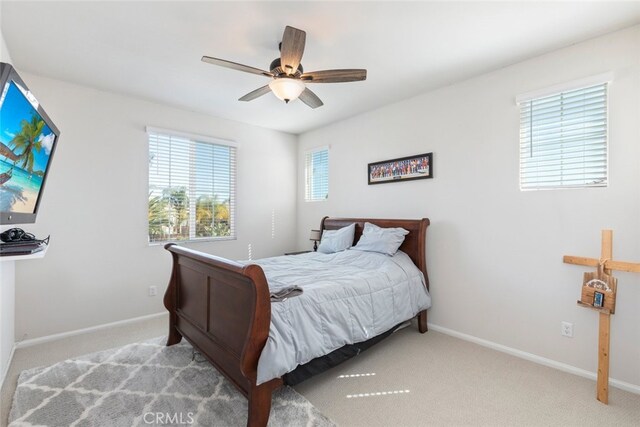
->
[[516, 74, 611, 191], [304, 145, 329, 202], [146, 126, 237, 245]]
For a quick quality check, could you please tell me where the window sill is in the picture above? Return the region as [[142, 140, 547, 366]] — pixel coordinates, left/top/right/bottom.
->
[[148, 236, 236, 247]]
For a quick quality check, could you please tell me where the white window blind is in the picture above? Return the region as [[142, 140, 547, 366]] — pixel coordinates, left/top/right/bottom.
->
[[305, 147, 329, 201], [147, 129, 236, 243], [519, 83, 608, 190]]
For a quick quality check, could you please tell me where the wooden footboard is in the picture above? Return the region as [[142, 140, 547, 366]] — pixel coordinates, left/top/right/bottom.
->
[[163, 243, 282, 427]]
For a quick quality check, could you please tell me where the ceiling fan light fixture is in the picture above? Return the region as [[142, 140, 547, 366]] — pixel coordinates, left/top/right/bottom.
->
[[269, 77, 305, 103], [202, 26, 366, 109]]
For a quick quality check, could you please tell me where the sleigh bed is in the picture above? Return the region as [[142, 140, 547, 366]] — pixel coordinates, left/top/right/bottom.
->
[[163, 217, 430, 426]]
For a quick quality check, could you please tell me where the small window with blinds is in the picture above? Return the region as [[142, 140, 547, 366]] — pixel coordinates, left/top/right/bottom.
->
[[147, 128, 236, 243], [519, 82, 608, 190], [305, 147, 329, 202]]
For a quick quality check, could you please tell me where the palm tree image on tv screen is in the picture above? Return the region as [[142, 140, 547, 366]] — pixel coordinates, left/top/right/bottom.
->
[[0, 81, 56, 215]]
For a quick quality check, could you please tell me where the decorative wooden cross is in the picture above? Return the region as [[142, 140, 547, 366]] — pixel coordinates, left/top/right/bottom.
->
[[563, 229, 640, 404]]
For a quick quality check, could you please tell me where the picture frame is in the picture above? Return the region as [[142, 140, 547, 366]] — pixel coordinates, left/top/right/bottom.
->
[[593, 291, 604, 308], [368, 152, 433, 185]]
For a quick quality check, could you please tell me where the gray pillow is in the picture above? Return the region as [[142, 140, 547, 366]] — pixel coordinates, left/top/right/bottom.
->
[[317, 223, 356, 254], [351, 222, 409, 256]]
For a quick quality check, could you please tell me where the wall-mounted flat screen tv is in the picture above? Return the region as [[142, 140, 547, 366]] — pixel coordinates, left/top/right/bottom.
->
[[0, 62, 60, 225]]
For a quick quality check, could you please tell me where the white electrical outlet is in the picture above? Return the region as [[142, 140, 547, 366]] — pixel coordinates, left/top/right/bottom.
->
[[148, 286, 157, 297], [561, 321, 574, 338]]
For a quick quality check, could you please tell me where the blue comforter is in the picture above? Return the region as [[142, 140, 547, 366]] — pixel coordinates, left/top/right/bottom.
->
[[245, 249, 431, 384]]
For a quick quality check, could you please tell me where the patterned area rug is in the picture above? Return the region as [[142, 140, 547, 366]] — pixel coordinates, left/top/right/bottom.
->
[[9, 337, 335, 427]]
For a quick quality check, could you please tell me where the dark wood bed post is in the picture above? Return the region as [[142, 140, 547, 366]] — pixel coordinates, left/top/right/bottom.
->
[[320, 216, 430, 333], [415, 217, 429, 334], [418, 310, 428, 333], [164, 243, 183, 346], [240, 264, 281, 427]]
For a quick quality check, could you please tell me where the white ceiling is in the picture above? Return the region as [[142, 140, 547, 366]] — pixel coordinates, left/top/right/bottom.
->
[[3, 1, 640, 134]]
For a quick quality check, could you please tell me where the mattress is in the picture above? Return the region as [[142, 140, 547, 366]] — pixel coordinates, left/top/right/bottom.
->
[[244, 249, 431, 384]]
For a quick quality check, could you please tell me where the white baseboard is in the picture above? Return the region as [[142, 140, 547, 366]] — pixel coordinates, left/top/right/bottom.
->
[[6, 314, 638, 396], [15, 312, 168, 349], [427, 323, 640, 395], [0, 344, 16, 390]]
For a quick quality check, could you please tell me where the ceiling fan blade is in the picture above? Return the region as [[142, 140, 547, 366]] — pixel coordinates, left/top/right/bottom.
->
[[298, 88, 323, 109], [201, 56, 273, 77], [280, 26, 306, 75], [300, 69, 367, 83], [238, 85, 272, 102]]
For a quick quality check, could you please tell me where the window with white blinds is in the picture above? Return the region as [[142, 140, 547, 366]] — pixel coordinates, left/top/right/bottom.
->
[[519, 83, 608, 190], [304, 147, 329, 201], [147, 128, 236, 243]]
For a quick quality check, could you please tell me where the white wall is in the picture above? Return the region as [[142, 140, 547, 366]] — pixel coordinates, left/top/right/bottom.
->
[[297, 26, 640, 387], [0, 33, 11, 64], [13, 74, 298, 341], [0, 7, 15, 384], [0, 8, 12, 64]]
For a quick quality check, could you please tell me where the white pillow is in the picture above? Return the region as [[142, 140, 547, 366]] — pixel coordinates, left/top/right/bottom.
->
[[351, 222, 409, 256], [317, 223, 356, 254]]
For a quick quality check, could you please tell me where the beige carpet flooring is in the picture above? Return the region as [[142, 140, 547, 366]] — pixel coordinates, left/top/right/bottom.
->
[[2, 316, 639, 427], [296, 325, 640, 426]]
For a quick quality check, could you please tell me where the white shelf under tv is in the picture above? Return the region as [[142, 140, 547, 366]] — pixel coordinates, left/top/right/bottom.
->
[[0, 245, 48, 262], [0, 244, 48, 384]]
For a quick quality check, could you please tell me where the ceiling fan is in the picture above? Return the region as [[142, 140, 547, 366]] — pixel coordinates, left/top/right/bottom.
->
[[201, 26, 367, 109]]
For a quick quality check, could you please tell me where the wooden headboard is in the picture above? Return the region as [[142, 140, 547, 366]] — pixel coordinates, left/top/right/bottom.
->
[[320, 216, 430, 289]]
